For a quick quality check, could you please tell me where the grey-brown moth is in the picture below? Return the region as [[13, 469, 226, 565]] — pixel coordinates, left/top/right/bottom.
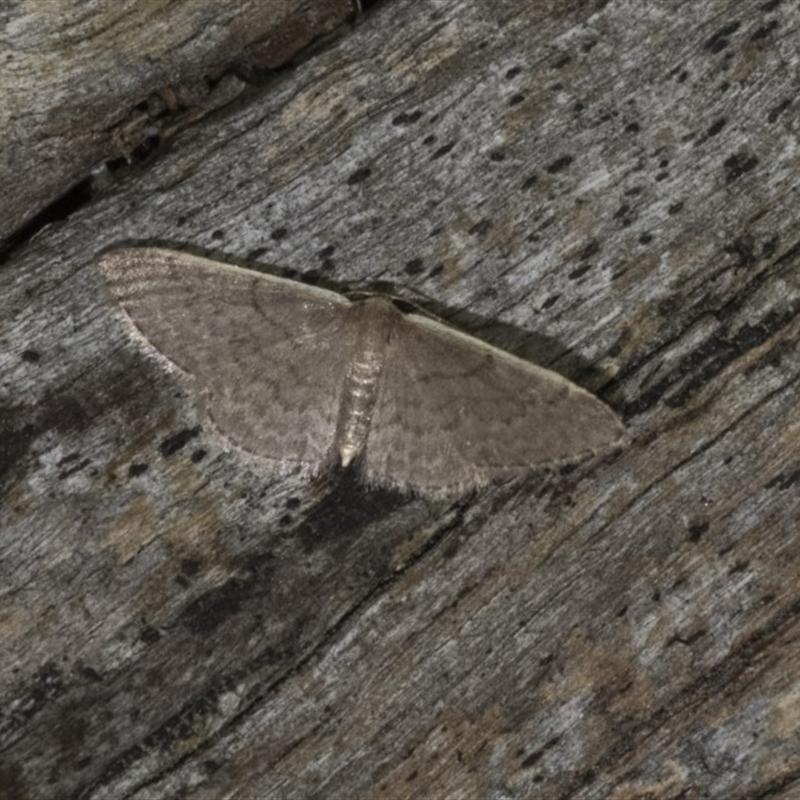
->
[[100, 247, 625, 495]]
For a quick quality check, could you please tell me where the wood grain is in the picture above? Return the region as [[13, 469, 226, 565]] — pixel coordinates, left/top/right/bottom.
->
[[2, 0, 799, 798], [0, 0, 355, 244]]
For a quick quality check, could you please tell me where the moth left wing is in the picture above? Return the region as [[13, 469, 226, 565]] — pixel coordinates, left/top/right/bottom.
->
[[100, 247, 356, 473]]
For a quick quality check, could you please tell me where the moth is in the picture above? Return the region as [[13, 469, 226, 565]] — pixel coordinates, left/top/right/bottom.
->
[[100, 248, 625, 495]]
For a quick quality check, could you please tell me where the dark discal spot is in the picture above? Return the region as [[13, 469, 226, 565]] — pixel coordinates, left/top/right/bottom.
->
[[704, 20, 741, 53], [180, 578, 249, 634], [190, 448, 207, 463], [347, 166, 372, 185], [508, 92, 526, 106], [428, 263, 444, 277], [505, 66, 522, 79], [724, 152, 759, 182], [270, 227, 288, 241], [431, 141, 456, 159], [546, 155, 573, 174], [639, 232, 653, 245], [21, 349, 40, 363], [279, 513, 293, 526], [159, 426, 201, 457], [318, 244, 336, 259], [211, 229, 224, 240], [520, 173, 538, 190], [285, 496, 301, 509], [128, 462, 149, 477], [625, 121, 641, 133], [404, 258, 424, 275], [489, 150, 505, 162], [551, 53, 571, 69], [707, 118, 727, 137], [668, 201, 684, 215]]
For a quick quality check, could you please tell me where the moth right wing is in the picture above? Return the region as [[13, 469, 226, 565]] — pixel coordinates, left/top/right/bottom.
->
[[100, 247, 356, 473], [364, 310, 625, 495]]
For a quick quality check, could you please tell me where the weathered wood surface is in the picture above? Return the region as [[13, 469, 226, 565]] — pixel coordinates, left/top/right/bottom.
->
[[0, 0, 355, 244], [2, 0, 800, 798]]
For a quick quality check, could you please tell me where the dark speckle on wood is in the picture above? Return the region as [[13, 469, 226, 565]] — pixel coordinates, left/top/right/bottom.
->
[[704, 20, 741, 53], [723, 152, 759, 182], [347, 166, 372, 185], [545, 154, 573, 173], [431, 141, 456, 159], [159, 426, 202, 457]]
